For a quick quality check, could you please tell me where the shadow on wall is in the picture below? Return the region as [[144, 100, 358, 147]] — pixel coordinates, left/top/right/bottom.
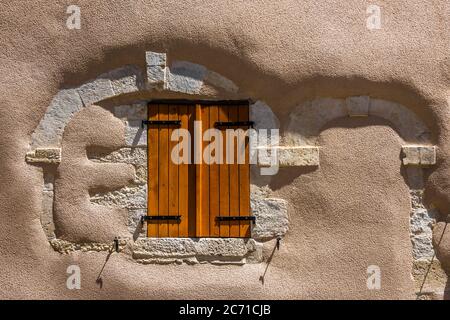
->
[[31, 36, 448, 297], [277, 75, 441, 139], [268, 167, 317, 191], [269, 116, 414, 191], [274, 116, 417, 298], [57, 36, 442, 141], [59, 38, 272, 100]]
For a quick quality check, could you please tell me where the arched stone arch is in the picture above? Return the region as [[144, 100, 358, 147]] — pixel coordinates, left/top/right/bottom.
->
[[285, 96, 432, 146], [25, 51, 287, 264], [284, 96, 441, 297], [28, 52, 249, 152]]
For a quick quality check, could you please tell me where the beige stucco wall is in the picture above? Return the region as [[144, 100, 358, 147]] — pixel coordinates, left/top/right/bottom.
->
[[0, 0, 449, 299]]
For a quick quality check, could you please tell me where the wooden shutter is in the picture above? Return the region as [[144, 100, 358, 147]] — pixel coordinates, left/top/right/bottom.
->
[[147, 103, 196, 238], [146, 102, 250, 238]]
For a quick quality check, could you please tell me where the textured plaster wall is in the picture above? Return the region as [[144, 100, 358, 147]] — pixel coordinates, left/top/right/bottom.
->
[[1, 0, 449, 299]]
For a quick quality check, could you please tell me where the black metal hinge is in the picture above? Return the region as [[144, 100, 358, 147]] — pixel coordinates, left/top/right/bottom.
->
[[214, 121, 255, 128], [216, 216, 256, 222], [141, 120, 182, 128], [141, 215, 182, 223]]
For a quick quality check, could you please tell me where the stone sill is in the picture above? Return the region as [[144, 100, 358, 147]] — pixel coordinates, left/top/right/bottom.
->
[[132, 237, 263, 265], [50, 237, 264, 265]]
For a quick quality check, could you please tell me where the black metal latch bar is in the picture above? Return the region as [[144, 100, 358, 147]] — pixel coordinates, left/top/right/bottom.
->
[[215, 121, 255, 128], [216, 216, 256, 222], [141, 120, 182, 128], [141, 215, 182, 223]]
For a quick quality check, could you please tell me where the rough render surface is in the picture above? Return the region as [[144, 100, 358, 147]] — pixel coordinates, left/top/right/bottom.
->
[[54, 105, 136, 243], [272, 118, 420, 299], [1, 0, 450, 299]]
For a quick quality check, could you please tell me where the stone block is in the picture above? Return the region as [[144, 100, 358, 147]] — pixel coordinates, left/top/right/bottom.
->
[[146, 51, 166, 90], [90, 185, 147, 209], [114, 102, 147, 120], [49, 239, 127, 254], [251, 196, 289, 241], [410, 208, 437, 260], [285, 98, 347, 145], [196, 238, 250, 257], [134, 166, 147, 185], [250, 100, 280, 131], [166, 61, 207, 94], [402, 146, 421, 165], [258, 146, 319, 167], [104, 66, 144, 95], [26, 148, 61, 164], [420, 146, 436, 165], [125, 120, 147, 147], [89, 147, 147, 166], [77, 78, 115, 106], [132, 238, 262, 264], [370, 99, 431, 142], [402, 146, 436, 166], [128, 209, 146, 234], [30, 89, 84, 148], [133, 238, 197, 258], [345, 96, 370, 117]]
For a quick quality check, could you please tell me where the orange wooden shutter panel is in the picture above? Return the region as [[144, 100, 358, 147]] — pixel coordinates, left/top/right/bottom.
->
[[146, 102, 250, 238]]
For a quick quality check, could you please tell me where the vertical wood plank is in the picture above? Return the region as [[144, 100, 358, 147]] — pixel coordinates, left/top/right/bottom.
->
[[218, 105, 230, 237], [198, 105, 210, 237], [239, 105, 251, 237], [195, 104, 203, 237], [168, 104, 179, 237], [178, 105, 189, 237], [228, 105, 240, 237], [147, 104, 159, 237], [188, 105, 196, 237], [208, 105, 220, 237], [158, 104, 169, 237]]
